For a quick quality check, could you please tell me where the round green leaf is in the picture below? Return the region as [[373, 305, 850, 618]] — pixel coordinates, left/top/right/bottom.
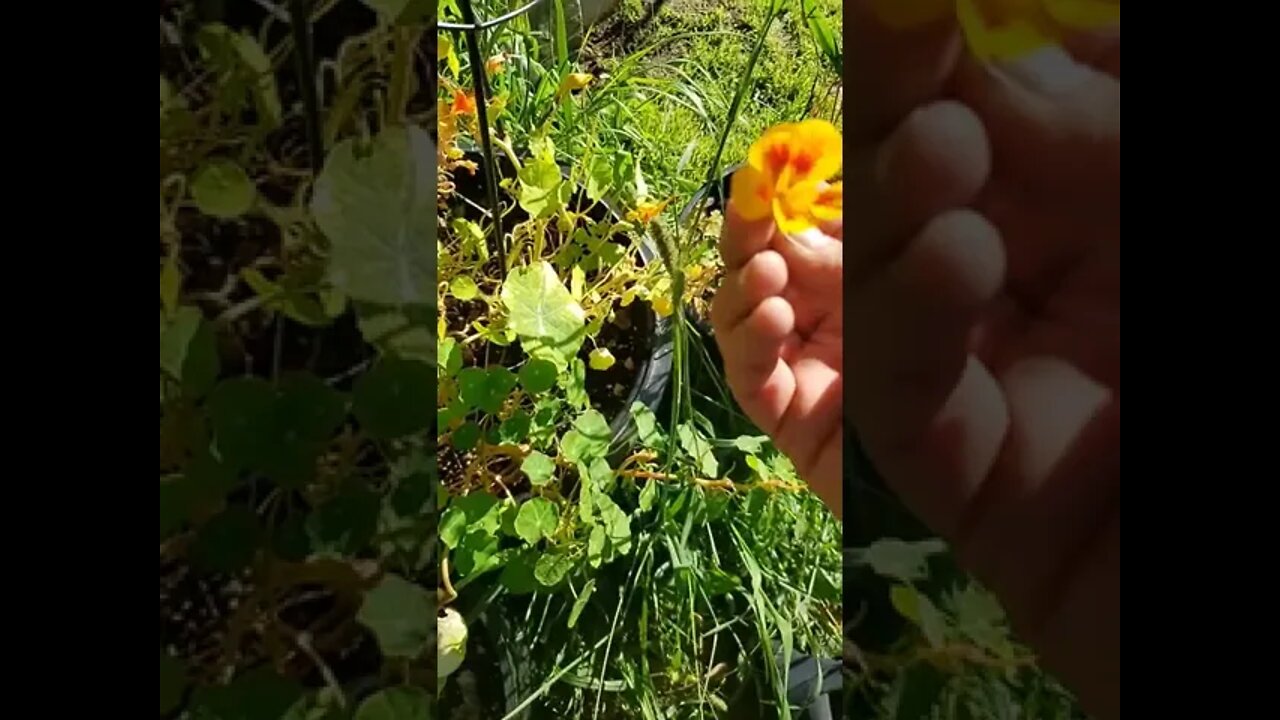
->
[[191, 506, 260, 573], [439, 506, 468, 549], [311, 126, 434, 306], [518, 359, 558, 394], [480, 368, 518, 415], [276, 373, 347, 440], [191, 158, 256, 219], [534, 551, 574, 587], [451, 422, 480, 451], [438, 337, 463, 378], [560, 409, 611, 464], [160, 652, 187, 715], [498, 411, 532, 445], [450, 276, 479, 301], [191, 667, 302, 720], [521, 451, 556, 487], [390, 470, 433, 517], [457, 368, 487, 411], [208, 377, 276, 469], [500, 548, 540, 594], [357, 573, 433, 659], [306, 486, 379, 556], [514, 497, 558, 545], [455, 529, 500, 577], [501, 262, 586, 367], [159, 477, 194, 541], [354, 686, 431, 720], [352, 357, 432, 439]]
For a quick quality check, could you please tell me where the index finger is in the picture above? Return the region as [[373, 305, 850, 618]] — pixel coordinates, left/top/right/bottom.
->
[[847, 0, 964, 144]]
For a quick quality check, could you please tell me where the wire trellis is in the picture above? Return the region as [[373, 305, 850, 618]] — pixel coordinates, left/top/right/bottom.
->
[[442, 0, 551, 265]]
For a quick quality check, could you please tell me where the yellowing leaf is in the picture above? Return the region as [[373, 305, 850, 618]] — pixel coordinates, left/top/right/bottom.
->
[[437, 607, 467, 678], [588, 348, 616, 371]]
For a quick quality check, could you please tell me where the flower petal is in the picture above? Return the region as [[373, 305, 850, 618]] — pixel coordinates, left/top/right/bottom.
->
[[730, 165, 774, 221], [1042, 0, 1119, 29], [957, 0, 1062, 61], [810, 182, 843, 222], [792, 119, 843, 183], [747, 123, 797, 177], [773, 182, 821, 235]]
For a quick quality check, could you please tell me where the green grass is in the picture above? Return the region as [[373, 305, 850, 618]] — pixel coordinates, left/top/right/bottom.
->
[[583, 0, 843, 198]]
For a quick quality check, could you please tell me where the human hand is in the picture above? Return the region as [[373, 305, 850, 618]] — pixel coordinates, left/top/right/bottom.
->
[[845, 2, 1119, 718], [710, 204, 845, 516]]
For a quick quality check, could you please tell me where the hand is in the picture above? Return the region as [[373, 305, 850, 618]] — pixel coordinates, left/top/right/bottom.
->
[[845, 3, 1119, 718], [710, 209, 844, 516]]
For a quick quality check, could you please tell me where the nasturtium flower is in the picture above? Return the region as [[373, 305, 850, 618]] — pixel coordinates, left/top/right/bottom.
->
[[451, 89, 476, 116], [730, 119, 843, 235], [626, 198, 670, 225], [870, 0, 1120, 61], [485, 53, 508, 75], [556, 72, 594, 100], [438, 607, 468, 679]]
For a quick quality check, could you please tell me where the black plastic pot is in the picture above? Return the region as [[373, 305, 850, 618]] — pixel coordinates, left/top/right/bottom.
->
[[445, 150, 672, 453], [677, 165, 742, 227]]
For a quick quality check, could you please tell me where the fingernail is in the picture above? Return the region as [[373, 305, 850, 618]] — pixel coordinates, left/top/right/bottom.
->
[[790, 226, 835, 252], [995, 46, 1094, 95]]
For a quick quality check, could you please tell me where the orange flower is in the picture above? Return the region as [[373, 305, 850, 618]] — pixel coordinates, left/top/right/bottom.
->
[[729, 119, 842, 235], [485, 53, 508, 76], [451, 89, 476, 116], [870, 0, 1120, 61]]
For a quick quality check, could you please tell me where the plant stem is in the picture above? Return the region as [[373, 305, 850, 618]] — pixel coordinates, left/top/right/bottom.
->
[[288, 0, 324, 170], [456, 0, 507, 263]]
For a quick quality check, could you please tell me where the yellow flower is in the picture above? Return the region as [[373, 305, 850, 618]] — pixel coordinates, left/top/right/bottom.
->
[[556, 73, 594, 100], [485, 53, 508, 76], [870, 0, 1120, 61], [729, 119, 843, 235], [626, 199, 670, 225]]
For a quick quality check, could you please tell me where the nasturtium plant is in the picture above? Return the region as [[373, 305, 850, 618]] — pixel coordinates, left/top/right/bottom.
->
[[162, 8, 434, 717]]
